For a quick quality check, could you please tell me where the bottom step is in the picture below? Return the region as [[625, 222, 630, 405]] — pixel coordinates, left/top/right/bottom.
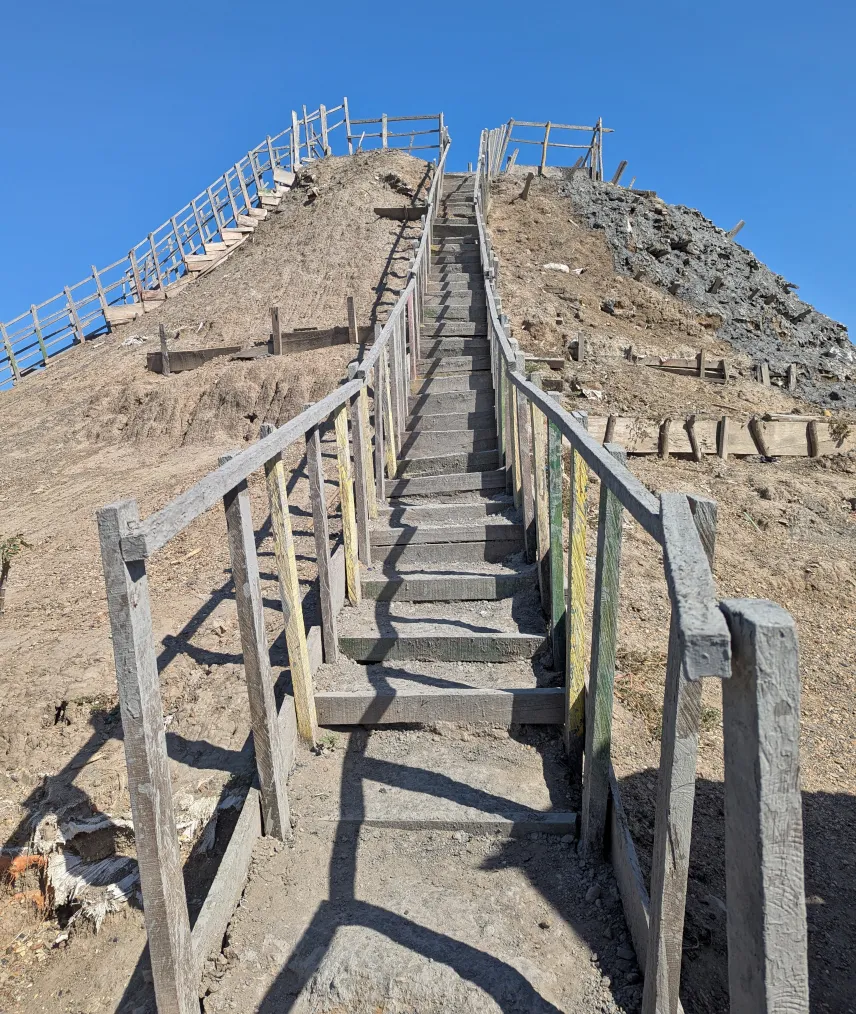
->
[[314, 687, 563, 725]]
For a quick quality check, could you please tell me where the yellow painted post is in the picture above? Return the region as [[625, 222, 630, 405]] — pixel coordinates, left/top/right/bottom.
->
[[334, 404, 361, 605], [261, 425, 318, 746], [565, 425, 589, 761], [359, 386, 378, 519], [383, 349, 397, 480]]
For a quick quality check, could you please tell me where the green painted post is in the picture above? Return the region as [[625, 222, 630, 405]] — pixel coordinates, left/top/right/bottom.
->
[[547, 419, 565, 671]]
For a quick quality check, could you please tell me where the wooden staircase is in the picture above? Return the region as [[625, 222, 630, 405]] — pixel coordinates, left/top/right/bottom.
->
[[104, 177, 294, 327], [318, 174, 573, 828]]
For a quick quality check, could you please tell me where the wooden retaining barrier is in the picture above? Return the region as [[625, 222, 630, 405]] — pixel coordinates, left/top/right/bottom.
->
[[476, 127, 808, 1014], [95, 120, 807, 1014]]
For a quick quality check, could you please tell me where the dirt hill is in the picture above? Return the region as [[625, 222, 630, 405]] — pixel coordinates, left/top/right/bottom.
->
[[489, 169, 856, 1014]]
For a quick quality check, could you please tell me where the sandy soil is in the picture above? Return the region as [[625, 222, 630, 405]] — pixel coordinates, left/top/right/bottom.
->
[[489, 170, 856, 1014], [0, 150, 430, 1008]]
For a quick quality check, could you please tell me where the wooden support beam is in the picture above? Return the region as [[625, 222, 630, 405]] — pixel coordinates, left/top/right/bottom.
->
[[346, 295, 358, 344], [610, 160, 628, 185], [641, 497, 716, 1014], [334, 405, 361, 606], [269, 306, 282, 356], [383, 348, 398, 475], [787, 363, 798, 391], [96, 501, 197, 1014], [540, 121, 552, 175], [1, 323, 20, 383], [581, 443, 626, 856], [658, 418, 671, 459], [159, 324, 171, 377], [515, 352, 535, 559], [220, 457, 290, 839], [547, 419, 565, 672], [807, 419, 820, 458], [685, 414, 703, 462], [359, 384, 378, 520], [530, 374, 550, 616], [749, 416, 772, 458], [565, 413, 589, 765], [305, 420, 338, 662], [727, 220, 746, 239], [720, 599, 809, 1014], [373, 358, 386, 504], [30, 305, 48, 366], [346, 366, 372, 566], [64, 286, 85, 344], [260, 424, 318, 746], [717, 415, 730, 460]]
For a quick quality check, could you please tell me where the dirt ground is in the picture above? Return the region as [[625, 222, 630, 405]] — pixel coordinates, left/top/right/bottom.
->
[[0, 149, 431, 1008], [489, 170, 856, 1014]]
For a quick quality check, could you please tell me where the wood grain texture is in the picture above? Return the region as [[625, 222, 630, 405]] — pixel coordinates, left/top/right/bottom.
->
[[547, 420, 566, 671], [260, 425, 318, 745], [641, 499, 717, 1014], [305, 424, 339, 664], [581, 443, 625, 856], [566, 428, 589, 760], [333, 404, 361, 606], [720, 599, 808, 1014], [530, 380, 551, 615], [220, 462, 290, 840], [96, 501, 197, 1014]]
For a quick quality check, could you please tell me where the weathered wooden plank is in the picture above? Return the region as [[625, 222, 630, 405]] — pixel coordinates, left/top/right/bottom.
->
[[609, 768, 651, 969], [719, 599, 808, 1014], [314, 687, 563, 725], [373, 360, 386, 502], [529, 377, 551, 615], [260, 424, 318, 745], [547, 419, 565, 671], [191, 788, 261, 979], [96, 501, 197, 1014], [346, 296, 358, 344], [334, 404, 361, 606], [145, 345, 245, 374], [346, 373, 372, 565], [358, 385, 378, 519], [279, 325, 373, 353], [220, 458, 290, 839], [660, 493, 731, 680], [305, 422, 339, 663], [641, 498, 717, 1014], [339, 632, 545, 663], [374, 206, 427, 220], [121, 379, 361, 560], [271, 306, 282, 356], [515, 360, 535, 559], [581, 444, 626, 856], [565, 415, 589, 761], [383, 349, 398, 476]]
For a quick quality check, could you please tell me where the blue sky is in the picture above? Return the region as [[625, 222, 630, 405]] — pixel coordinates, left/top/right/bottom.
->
[[1, 0, 852, 335]]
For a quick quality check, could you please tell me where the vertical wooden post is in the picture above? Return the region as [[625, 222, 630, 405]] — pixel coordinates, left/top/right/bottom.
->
[[717, 416, 730, 460], [259, 424, 318, 746], [807, 420, 820, 458], [407, 289, 419, 373], [190, 198, 207, 244], [128, 248, 144, 302], [509, 350, 522, 509], [346, 296, 358, 344], [1, 322, 21, 383], [64, 287, 85, 344], [305, 422, 339, 663], [530, 374, 550, 615], [219, 458, 290, 839], [382, 113, 388, 148], [266, 135, 276, 175], [383, 347, 398, 471], [387, 332, 402, 455], [319, 106, 329, 155], [224, 173, 240, 223], [148, 235, 165, 290], [247, 150, 262, 193], [30, 305, 48, 366], [581, 443, 627, 855], [271, 306, 282, 356], [96, 500, 198, 1014], [347, 364, 372, 566], [540, 121, 552, 175], [373, 360, 386, 503], [343, 95, 353, 155], [547, 419, 565, 670], [91, 265, 109, 314], [720, 599, 808, 1014], [514, 354, 535, 558], [206, 187, 223, 232], [359, 385, 378, 520], [302, 106, 312, 157], [291, 111, 302, 167], [333, 405, 361, 606], [641, 495, 716, 1014], [234, 163, 251, 213], [565, 415, 589, 761], [158, 324, 171, 377]]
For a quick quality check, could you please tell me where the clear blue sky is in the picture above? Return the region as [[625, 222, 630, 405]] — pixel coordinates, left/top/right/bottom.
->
[[1, 0, 852, 336]]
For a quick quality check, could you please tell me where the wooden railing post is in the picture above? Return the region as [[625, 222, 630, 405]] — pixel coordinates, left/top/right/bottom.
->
[[334, 404, 361, 605], [529, 373, 550, 615], [641, 493, 717, 1014], [581, 442, 627, 854], [259, 424, 318, 746], [1, 323, 20, 383], [64, 286, 85, 343], [565, 412, 589, 761], [360, 382, 378, 520], [547, 418, 565, 670], [30, 305, 48, 367], [219, 456, 290, 840], [347, 364, 372, 567], [383, 348, 398, 473], [271, 305, 282, 356], [373, 359, 386, 503], [513, 355, 535, 558], [305, 419, 339, 664], [719, 599, 808, 1014], [96, 500, 197, 1014]]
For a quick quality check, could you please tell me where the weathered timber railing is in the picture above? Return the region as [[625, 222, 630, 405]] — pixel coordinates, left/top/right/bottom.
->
[[475, 126, 809, 1014], [1, 104, 444, 390], [482, 117, 612, 183], [96, 126, 449, 1014]]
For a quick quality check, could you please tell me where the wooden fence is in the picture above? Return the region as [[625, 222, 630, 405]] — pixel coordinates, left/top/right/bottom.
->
[[481, 118, 613, 181], [1, 103, 444, 390], [476, 127, 808, 1014], [95, 124, 450, 1014]]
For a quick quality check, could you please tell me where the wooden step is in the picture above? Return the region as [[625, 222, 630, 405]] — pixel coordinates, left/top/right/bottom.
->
[[411, 374, 493, 396], [105, 304, 144, 326], [362, 564, 535, 602], [409, 389, 495, 414], [273, 167, 296, 187], [399, 428, 498, 456], [371, 536, 523, 567], [406, 408, 497, 432], [385, 470, 507, 498], [221, 226, 254, 240], [371, 519, 520, 547], [423, 307, 487, 324], [377, 500, 513, 526], [421, 322, 488, 338], [396, 449, 500, 478], [259, 192, 282, 208], [315, 687, 562, 726], [421, 338, 490, 357], [247, 207, 268, 219], [417, 357, 492, 376], [236, 214, 259, 228], [434, 223, 479, 238], [140, 288, 166, 302], [186, 253, 220, 272], [339, 626, 544, 662], [203, 241, 228, 255]]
